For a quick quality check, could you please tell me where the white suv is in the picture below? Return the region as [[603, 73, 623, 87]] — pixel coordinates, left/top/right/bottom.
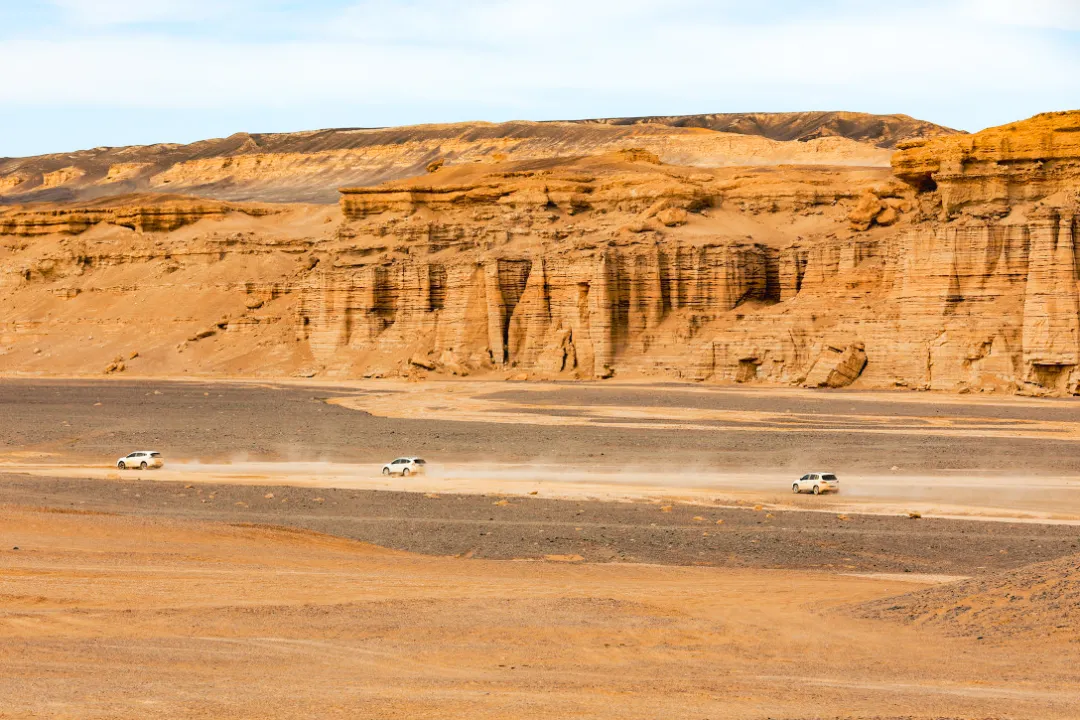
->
[[117, 451, 164, 470], [793, 472, 839, 495], [381, 457, 426, 476]]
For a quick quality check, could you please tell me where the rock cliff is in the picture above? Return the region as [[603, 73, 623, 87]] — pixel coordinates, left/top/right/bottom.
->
[[2, 111, 1080, 395], [893, 111, 1080, 219]]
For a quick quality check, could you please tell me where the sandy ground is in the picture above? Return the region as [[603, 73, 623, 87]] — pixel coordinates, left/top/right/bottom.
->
[[2, 505, 1079, 720], [3, 378, 1080, 718]]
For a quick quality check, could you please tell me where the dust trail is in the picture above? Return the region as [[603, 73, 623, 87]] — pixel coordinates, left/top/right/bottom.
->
[[5, 456, 1080, 523]]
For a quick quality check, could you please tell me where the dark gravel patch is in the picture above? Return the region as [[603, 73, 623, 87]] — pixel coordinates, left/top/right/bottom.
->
[[3, 473, 1079, 576], [3, 379, 1080, 474]]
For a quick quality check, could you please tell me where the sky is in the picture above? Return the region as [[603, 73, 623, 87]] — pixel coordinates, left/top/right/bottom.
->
[[1, 0, 1079, 157]]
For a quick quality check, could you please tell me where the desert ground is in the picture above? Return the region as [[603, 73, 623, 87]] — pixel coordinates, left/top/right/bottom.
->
[[1, 378, 1079, 718]]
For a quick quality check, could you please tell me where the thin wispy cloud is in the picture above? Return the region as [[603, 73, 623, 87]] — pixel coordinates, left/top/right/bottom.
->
[[48, 0, 241, 25], [962, 0, 1080, 30], [2, 0, 1077, 156]]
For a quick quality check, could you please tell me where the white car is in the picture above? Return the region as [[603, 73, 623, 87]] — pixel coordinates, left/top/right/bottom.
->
[[381, 457, 426, 476], [117, 451, 164, 470], [793, 472, 839, 495]]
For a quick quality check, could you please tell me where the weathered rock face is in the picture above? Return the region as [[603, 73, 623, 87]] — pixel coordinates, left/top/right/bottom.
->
[[2, 110, 1080, 395], [298, 243, 774, 380], [893, 111, 1080, 219], [306, 158, 793, 379], [0, 195, 278, 237]]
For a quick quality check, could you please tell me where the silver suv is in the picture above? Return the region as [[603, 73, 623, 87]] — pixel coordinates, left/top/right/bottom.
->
[[117, 451, 164, 470], [381, 457, 426, 476], [793, 472, 839, 495]]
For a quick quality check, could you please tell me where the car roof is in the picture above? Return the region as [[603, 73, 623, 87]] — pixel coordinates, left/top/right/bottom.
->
[[132, 450, 160, 454], [808, 471, 836, 474]]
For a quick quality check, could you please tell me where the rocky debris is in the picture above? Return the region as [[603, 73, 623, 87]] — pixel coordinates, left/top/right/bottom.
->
[[847, 189, 912, 230], [409, 356, 437, 371], [103, 357, 125, 374], [803, 343, 868, 388], [655, 207, 688, 227], [856, 553, 1080, 641], [425, 159, 445, 173], [847, 191, 884, 230]]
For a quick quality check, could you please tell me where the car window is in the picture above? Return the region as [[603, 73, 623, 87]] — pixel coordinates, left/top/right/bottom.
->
[[150, 453, 161, 458], [811, 474, 819, 480], [822, 474, 837, 481], [800, 475, 808, 481], [414, 459, 426, 465]]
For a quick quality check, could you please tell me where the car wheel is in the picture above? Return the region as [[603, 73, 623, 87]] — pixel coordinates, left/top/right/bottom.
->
[[792, 484, 800, 494], [382, 467, 390, 476], [140, 461, 148, 470], [813, 485, 821, 495], [402, 468, 411, 476], [118, 462, 126, 470]]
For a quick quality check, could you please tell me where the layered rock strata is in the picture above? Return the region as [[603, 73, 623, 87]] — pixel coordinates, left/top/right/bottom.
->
[[0, 195, 278, 237], [893, 111, 1080, 219], [2, 111, 1080, 395]]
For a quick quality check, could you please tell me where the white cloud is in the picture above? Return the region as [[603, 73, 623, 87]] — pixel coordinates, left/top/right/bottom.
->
[[960, 0, 1080, 30], [331, 0, 706, 43], [1, 15, 1073, 109], [47, 0, 256, 25], [1, 0, 1077, 136]]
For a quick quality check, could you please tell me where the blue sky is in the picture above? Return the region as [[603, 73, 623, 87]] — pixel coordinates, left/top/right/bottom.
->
[[2, 0, 1079, 157]]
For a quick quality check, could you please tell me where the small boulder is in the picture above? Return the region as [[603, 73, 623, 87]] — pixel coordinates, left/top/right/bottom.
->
[[656, 208, 689, 227], [876, 205, 899, 227], [848, 191, 884, 231], [409, 356, 437, 371], [802, 343, 868, 389]]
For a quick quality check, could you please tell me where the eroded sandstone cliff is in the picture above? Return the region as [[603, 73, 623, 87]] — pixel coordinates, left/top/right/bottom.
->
[[2, 111, 1079, 395]]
